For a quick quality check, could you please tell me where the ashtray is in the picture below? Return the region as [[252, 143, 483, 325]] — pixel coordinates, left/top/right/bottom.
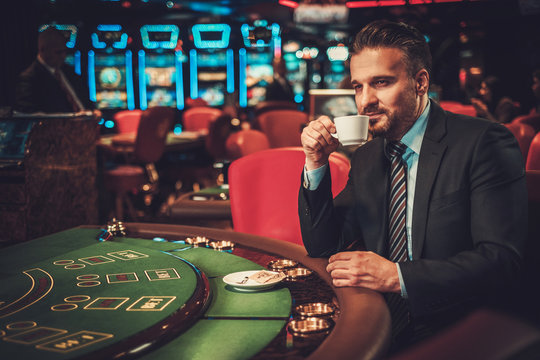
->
[[287, 317, 333, 337], [294, 302, 336, 318], [267, 259, 298, 271], [284, 267, 313, 280]]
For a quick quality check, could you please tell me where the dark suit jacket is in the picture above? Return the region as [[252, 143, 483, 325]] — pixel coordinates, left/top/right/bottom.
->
[[299, 101, 527, 324], [265, 76, 295, 103], [14, 60, 93, 113]]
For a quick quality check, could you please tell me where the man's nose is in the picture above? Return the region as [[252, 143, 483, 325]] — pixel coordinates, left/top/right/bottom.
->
[[357, 87, 377, 110]]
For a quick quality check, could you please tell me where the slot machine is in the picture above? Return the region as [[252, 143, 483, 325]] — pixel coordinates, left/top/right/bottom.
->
[[323, 45, 350, 89], [88, 24, 135, 127], [189, 24, 234, 107], [282, 40, 308, 107], [39, 24, 81, 75], [238, 20, 280, 108], [138, 24, 186, 110]]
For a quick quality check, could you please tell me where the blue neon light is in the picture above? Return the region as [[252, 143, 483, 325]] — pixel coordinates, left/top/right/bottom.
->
[[39, 24, 78, 48], [126, 50, 135, 110], [92, 25, 128, 49], [138, 50, 147, 110], [98, 24, 121, 31], [190, 49, 198, 99], [294, 94, 303, 103], [226, 49, 234, 93], [104, 120, 115, 128], [74, 50, 81, 75], [241, 23, 280, 48], [140, 24, 179, 49], [192, 24, 230, 49], [88, 50, 96, 102], [239, 48, 247, 108], [175, 50, 184, 110]]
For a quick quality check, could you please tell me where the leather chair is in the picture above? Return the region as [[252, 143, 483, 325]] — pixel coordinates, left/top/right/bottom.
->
[[103, 106, 174, 220], [182, 106, 223, 133], [225, 129, 270, 160], [254, 100, 298, 117], [438, 101, 476, 117], [526, 132, 540, 170], [513, 113, 540, 133], [504, 122, 536, 161], [228, 147, 350, 245], [389, 309, 540, 360], [113, 109, 143, 134], [255, 109, 309, 148]]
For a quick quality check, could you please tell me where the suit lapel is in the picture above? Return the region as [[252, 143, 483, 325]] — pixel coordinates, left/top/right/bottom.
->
[[411, 102, 448, 259]]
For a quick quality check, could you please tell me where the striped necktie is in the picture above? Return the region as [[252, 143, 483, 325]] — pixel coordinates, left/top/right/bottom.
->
[[386, 141, 411, 340]]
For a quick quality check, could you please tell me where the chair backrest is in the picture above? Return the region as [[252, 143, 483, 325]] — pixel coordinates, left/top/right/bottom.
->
[[526, 132, 540, 170], [256, 109, 309, 148], [254, 100, 298, 117], [134, 106, 175, 163], [114, 109, 143, 134], [225, 129, 271, 160], [513, 113, 540, 133], [438, 101, 476, 117], [504, 122, 536, 161], [182, 106, 223, 132], [228, 147, 350, 245]]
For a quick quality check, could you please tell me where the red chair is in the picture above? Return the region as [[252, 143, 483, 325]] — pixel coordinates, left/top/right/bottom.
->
[[225, 129, 270, 160], [526, 132, 540, 170], [438, 101, 476, 117], [182, 106, 223, 133], [255, 109, 309, 148], [103, 107, 174, 220], [513, 113, 540, 133], [228, 147, 350, 245], [113, 109, 143, 134], [254, 100, 298, 117], [389, 309, 540, 360], [504, 122, 536, 161]]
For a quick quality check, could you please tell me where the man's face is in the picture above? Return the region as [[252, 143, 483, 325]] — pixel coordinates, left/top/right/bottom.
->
[[40, 39, 67, 69], [350, 47, 425, 140], [478, 81, 492, 103]]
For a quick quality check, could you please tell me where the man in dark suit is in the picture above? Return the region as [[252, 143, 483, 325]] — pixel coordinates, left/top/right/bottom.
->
[[299, 20, 527, 352], [14, 27, 94, 113]]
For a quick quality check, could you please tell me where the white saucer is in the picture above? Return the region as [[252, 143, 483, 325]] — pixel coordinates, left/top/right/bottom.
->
[[222, 270, 283, 292]]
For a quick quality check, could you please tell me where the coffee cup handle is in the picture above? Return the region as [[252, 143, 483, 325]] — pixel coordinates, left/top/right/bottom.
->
[[330, 132, 338, 139]]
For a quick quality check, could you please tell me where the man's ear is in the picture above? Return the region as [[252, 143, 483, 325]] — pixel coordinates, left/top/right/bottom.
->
[[415, 69, 429, 96]]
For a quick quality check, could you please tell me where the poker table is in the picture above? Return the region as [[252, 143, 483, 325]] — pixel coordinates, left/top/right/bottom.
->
[[0, 223, 390, 359]]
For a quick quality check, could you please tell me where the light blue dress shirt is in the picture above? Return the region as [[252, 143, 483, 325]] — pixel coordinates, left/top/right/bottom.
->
[[304, 101, 431, 298]]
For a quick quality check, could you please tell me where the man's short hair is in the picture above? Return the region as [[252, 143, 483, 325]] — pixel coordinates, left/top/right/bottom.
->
[[351, 20, 432, 77], [38, 27, 66, 52]]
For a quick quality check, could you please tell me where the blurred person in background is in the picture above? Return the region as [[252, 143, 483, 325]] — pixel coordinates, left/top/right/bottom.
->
[[470, 75, 519, 124]]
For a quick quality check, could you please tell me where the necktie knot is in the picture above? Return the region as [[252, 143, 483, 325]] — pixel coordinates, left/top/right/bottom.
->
[[387, 141, 407, 159]]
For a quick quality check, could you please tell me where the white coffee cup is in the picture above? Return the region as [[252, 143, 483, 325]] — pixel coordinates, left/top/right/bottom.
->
[[331, 115, 369, 146]]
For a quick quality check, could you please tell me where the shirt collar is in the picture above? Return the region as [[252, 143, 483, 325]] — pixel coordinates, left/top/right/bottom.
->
[[401, 100, 430, 156], [37, 55, 57, 75]]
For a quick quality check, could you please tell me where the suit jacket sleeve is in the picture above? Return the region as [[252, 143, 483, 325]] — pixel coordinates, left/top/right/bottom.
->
[[400, 122, 526, 318], [298, 159, 364, 257]]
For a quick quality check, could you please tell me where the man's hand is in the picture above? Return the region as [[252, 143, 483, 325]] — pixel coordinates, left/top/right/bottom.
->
[[301, 116, 339, 171], [326, 251, 401, 293]]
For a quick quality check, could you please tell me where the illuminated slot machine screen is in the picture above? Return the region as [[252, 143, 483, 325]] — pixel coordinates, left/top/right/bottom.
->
[[139, 24, 184, 109], [88, 24, 135, 111], [308, 89, 357, 121], [190, 24, 234, 108], [238, 21, 280, 108], [245, 53, 273, 107]]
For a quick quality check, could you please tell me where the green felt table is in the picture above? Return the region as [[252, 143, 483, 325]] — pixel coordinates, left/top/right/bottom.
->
[[0, 228, 291, 359]]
